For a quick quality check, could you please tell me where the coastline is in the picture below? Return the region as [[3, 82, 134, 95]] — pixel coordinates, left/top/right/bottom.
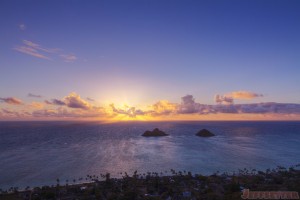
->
[[1, 121, 300, 194], [1, 165, 299, 200]]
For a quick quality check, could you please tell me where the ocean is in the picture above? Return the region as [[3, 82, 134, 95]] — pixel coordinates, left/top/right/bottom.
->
[[0, 121, 299, 190]]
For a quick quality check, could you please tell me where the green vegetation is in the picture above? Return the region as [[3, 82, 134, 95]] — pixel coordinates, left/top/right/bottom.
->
[[1, 165, 299, 200]]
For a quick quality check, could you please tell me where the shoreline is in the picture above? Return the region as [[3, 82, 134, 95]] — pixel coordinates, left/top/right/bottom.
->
[[1, 165, 300, 200]]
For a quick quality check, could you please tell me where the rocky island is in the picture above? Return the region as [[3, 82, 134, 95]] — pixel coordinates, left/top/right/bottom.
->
[[196, 129, 215, 137], [142, 128, 169, 137]]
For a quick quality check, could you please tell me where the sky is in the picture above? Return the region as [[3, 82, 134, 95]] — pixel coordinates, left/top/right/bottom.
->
[[0, 0, 300, 121]]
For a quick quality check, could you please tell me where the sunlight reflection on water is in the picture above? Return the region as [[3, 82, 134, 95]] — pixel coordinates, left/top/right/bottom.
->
[[0, 121, 299, 189]]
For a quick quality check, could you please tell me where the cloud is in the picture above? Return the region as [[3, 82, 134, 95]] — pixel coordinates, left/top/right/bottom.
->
[[109, 95, 214, 117], [110, 104, 145, 117], [44, 99, 66, 106], [234, 102, 300, 114], [31, 108, 71, 118], [176, 95, 218, 115], [178, 95, 201, 114], [106, 95, 300, 118], [64, 93, 91, 110], [44, 93, 92, 110], [213, 104, 238, 113], [52, 99, 67, 106], [109, 95, 240, 117], [13, 40, 77, 62], [214, 91, 263, 104], [32, 107, 105, 118], [86, 97, 95, 102], [44, 100, 52, 105], [1, 109, 30, 118], [22, 40, 59, 53], [29, 102, 44, 109], [14, 46, 51, 60], [1, 109, 20, 118], [214, 94, 234, 104], [2, 108, 16, 114], [214, 91, 263, 103], [148, 95, 300, 116], [227, 91, 263, 99], [2, 92, 300, 120], [28, 93, 42, 98], [0, 97, 23, 105], [60, 54, 77, 62], [150, 100, 178, 116], [19, 24, 26, 30]]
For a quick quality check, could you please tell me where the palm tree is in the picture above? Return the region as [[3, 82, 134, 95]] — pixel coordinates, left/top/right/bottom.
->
[[105, 173, 110, 182]]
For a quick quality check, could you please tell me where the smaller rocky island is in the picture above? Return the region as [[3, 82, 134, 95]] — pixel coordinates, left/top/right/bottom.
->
[[142, 128, 169, 137], [196, 129, 215, 137]]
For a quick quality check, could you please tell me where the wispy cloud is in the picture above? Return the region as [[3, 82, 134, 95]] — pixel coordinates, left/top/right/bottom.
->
[[22, 40, 60, 53], [31, 107, 105, 118], [0, 97, 23, 105], [19, 24, 26, 31], [227, 91, 263, 99], [214, 91, 263, 104], [13, 39, 61, 60], [13, 40, 77, 62], [2, 108, 16, 114], [86, 97, 95, 102], [60, 54, 77, 62], [29, 102, 44, 109], [14, 46, 51, 60], [1, 109, 21, 117], [28, 93, 42, 98]]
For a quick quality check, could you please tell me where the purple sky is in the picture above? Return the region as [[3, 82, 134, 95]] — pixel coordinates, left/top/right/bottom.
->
[[0, 0, 300, 120]]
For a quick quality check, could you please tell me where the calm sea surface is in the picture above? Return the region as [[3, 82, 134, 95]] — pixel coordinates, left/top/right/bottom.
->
[[0, 121, 300, 189]]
